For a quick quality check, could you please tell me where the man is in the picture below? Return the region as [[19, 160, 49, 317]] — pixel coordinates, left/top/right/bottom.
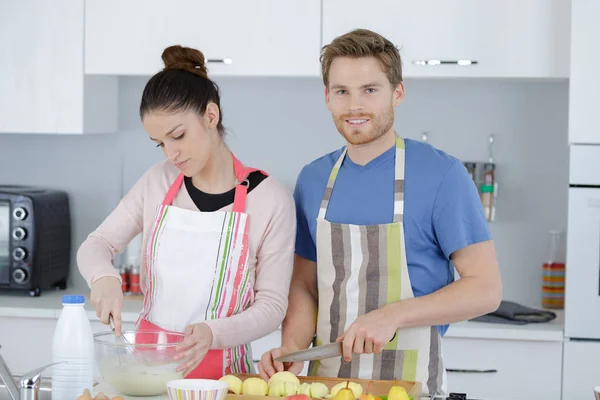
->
[[258, 29, 501, 396]]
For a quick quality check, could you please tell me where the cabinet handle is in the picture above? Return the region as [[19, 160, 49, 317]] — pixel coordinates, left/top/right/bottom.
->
[[446, 368, 497, 373], [412, 60, 478, 66], [207, 58, 233, 64]]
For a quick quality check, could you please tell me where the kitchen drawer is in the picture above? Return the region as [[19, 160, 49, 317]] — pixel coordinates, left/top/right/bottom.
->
[[442, 337, 562, 400], [562, 340, 600, 398]]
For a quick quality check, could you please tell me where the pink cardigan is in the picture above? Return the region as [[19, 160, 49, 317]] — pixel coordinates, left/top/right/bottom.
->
[[77, 160, 296, 349]]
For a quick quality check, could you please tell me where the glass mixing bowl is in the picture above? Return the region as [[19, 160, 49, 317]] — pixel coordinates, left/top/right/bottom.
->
[[93, 330, 185, 397]]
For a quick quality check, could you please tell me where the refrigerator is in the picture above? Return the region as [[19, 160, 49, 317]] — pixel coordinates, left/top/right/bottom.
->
[[563, 145, 600, 398], [563, 1, 600, 397], [563, 2, 600, 398]]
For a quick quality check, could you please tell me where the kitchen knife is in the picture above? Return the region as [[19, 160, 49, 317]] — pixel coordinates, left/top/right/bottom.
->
[[273, 342, 343, 362], [275, 333, 398, 363]]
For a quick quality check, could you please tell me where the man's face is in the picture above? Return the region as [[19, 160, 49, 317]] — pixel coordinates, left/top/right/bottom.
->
[[325, 56, 404, 145]]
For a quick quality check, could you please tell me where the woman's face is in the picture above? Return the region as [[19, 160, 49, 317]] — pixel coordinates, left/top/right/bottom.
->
[[143, 104, 221, 177]]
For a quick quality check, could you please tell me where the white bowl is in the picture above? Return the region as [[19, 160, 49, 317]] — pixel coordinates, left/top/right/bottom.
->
[[166, 379, 229, 400]]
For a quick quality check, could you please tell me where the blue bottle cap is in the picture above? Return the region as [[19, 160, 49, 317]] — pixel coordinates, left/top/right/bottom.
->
[[62, 295, 85, 304]]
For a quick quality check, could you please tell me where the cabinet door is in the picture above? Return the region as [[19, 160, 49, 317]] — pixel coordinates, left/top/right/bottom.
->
[[0, 1, 83, 133], [563, 341, 600, 398], [322, 0, 570, 79], [0, 317, 55, 376], [565, 188, 600, 339], [85, 0, 321, 77], [0, 0, 117, 134], [442, 337, 562, 400], [568, 0, 600, 144]]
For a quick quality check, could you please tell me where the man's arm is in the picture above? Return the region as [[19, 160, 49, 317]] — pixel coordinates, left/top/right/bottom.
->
[[282, 254, 319, 350], [388, 239, 501, 329], [258, 254, 318, 378], [338, 240, 501, 361]]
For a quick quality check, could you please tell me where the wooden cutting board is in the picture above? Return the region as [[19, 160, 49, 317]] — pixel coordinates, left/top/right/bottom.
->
[[224, 374, 421, 400]]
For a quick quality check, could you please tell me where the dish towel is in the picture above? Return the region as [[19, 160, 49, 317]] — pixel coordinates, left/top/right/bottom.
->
[[469, 300, 557, 325]]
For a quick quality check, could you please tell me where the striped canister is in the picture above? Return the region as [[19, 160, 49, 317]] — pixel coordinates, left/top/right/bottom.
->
[[542, 230, 565, 309]]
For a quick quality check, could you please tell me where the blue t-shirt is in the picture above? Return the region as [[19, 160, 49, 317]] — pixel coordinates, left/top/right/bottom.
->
[[293, 138, 491, 336]]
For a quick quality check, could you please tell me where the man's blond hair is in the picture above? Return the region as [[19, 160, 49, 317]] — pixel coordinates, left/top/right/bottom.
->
[[320, 29, 403, 88]]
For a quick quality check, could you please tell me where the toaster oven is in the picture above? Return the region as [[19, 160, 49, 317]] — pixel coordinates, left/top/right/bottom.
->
[[0, 186, 71, 296]]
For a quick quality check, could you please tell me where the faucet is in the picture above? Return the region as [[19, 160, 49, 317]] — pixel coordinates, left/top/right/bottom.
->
[[0, 345, 58, 400]]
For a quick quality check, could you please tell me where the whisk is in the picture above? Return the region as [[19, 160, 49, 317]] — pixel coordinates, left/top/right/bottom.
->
[[109, 314, 150, 366]]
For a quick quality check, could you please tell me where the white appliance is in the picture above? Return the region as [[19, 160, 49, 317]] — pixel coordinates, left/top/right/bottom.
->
[[563, 145, 600, 397], [565, 145, 600, 340], [562, 1, 600, 396]]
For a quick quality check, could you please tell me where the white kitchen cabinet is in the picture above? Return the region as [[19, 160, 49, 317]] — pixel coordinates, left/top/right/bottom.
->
[[568, 0, 600, 144], [85, 0, 321, 77], [0, 316, 132, 377], [562, 340, 600, 398], [0, 313, 301, 378], [0, 316, 55, 376], [0, 0, 117, 134], [322, 0, 570, 79], [442, 336, 562, 400]]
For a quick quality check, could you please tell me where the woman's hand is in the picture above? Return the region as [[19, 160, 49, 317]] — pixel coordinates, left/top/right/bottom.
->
[[90, 277, 124, 335], [258, 346, 304, 381], [175, 323, 213, 377]]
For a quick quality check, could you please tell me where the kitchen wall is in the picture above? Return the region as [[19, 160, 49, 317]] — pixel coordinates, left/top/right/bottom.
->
[[0, 76, 569, 308]]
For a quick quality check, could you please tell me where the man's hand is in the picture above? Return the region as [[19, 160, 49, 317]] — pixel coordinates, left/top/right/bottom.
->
[[336, 305, 397, 362], [258, 347, 304, 381], [175, 323, 213, 377]]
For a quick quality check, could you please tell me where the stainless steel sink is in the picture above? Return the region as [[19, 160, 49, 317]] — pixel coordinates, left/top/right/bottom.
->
[[0, 378, 51, 400]]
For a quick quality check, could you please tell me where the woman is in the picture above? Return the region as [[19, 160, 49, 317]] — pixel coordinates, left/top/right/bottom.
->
[[77, 45, 296, 379]]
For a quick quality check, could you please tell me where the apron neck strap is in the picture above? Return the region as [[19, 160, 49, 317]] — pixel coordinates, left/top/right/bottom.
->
[[163, 174, 185, 206], [231, 153, 266, 213], [162, 153, 268, 213], [317, 137, 406, 222], [392, 137, 406, 222]]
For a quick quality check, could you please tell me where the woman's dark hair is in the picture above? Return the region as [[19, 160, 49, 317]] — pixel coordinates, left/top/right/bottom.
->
[[139, 45, 225, 135]]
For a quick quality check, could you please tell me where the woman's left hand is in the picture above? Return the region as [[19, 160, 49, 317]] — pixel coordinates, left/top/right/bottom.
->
[[175, 323, 213, 376]]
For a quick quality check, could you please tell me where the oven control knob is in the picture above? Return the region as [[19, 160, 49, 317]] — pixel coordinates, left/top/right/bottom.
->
[[12, 247, 26, 261], [12, 268, 28, 284], [12, 227, 27, 241], [12, 207, 27, 221]]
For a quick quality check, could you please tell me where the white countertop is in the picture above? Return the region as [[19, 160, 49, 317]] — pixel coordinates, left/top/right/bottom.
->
[[444, 309, 565, 342], [0, 288, 143, 322], [0, 289, 565, 342]]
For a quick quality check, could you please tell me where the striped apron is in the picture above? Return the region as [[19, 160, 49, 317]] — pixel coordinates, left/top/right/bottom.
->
[[309, 138, 445, 396], [134, 154, 262, 379]]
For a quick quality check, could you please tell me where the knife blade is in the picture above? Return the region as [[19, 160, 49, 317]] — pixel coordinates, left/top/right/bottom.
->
[[273, 342, 343, 362]]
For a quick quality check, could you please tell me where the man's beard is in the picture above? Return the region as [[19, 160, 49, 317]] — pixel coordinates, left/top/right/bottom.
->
[[333, 106, 394, 145]]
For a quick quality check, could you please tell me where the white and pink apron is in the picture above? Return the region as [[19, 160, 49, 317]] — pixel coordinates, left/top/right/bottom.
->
[[135, 154, 263, 379]]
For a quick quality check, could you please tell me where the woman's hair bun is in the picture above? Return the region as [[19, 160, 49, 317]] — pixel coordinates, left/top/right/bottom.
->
[[161, 45, 208, 78]]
